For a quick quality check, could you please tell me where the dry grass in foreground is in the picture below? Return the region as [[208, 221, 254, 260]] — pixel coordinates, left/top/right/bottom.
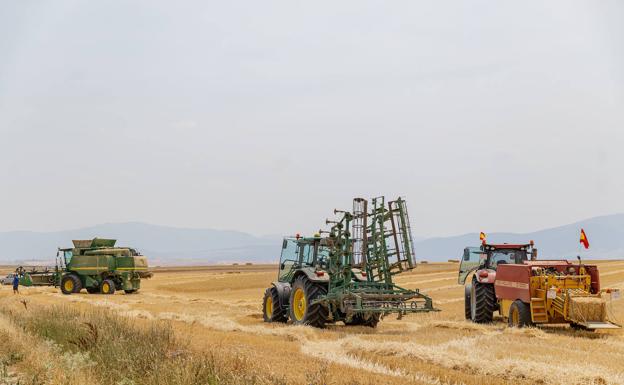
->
[[0, 302, 292, 385]]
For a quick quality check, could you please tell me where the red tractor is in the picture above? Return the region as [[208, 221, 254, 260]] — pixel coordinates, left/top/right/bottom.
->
[[458, 242, 536, 323]]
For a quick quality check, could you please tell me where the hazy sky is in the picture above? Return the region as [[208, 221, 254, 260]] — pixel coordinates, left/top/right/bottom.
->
[[1, 1, 623, 238]]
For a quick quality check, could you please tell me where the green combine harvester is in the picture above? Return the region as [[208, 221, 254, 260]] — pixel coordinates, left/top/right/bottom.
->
[[57, 238, 152, 295], [263, 196, 436, 328]]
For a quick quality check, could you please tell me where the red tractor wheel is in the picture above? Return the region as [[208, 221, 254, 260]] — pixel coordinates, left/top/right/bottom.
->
[[470, 280, 496, 323]]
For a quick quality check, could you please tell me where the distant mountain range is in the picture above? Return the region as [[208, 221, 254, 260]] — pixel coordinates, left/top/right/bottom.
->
[[0, 214, 622, 265], [0, 222, 279, 265], [416, 214, 624, 261]]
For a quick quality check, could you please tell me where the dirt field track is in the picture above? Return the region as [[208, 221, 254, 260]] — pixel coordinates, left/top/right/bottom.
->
[[1, 261, 624, 385]]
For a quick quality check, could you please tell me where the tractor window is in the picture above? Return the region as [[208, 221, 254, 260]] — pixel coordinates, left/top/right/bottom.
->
[[458, 247, 483, 284], [317, 246, 330, 267], [301, 244, 314, 266], [278, 239, 299, 280], [490, 250, 526, 267]]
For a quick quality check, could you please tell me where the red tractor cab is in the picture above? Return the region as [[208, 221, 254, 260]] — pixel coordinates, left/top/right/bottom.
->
[[458, 243, 537, 323]]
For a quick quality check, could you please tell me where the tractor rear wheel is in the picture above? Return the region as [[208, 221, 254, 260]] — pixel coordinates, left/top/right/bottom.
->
[[289, 276, 328, 328], [470, 281, 496, 323], [100, 279, 116, 295], [464, 284, 472, 320], [61, 274, 82, 295], [508, 300, 532, 328], [263, 287, 288, 323]]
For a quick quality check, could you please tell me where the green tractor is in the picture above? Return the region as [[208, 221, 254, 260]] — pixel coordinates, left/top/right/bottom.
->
[[262, 196, 436, 328], [58, 238, 152, 295]]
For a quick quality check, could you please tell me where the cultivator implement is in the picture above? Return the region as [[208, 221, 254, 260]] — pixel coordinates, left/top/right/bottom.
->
[[319, 196, 437, 321]]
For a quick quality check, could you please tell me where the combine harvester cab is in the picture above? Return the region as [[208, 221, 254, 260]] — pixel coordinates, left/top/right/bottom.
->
[[263, 196, 437, 328], [496, 260, 620, 330], [57, 238, 152, 295]]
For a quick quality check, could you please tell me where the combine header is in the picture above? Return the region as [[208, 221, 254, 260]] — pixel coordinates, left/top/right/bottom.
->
[[263, 196, 436, 328]]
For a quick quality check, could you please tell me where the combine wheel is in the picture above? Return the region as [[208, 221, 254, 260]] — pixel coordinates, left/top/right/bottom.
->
[[464, 284, 472, 320], [289, 276, 328, 328], [100, 279, 116, 295], [262, 287, 288, 323], [508, 300, 532, 328], [470, 281, 496, 323], [60, 274, 82, 295]]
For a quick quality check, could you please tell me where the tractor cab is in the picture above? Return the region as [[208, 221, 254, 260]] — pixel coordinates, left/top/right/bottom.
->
[[458, 243, 536, 284], [277, 235, 330, 282]]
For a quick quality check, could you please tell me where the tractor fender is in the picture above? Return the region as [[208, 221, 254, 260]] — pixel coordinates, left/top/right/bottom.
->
[[474, 269, 496, 284], [271, 281, 292, 308], [295, 268, 330, 283]]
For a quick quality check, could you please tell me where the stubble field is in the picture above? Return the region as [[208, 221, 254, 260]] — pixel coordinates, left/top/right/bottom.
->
[[1, 261, 623, 385]]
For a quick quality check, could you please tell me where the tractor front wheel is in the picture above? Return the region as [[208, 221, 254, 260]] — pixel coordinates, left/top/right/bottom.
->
[[289, 276, 328, 328], [508, 300, 532, 328], [61, 274, 82, 295], [100, 279, 116, 295], [464, 284, 472, 320], [262, 287, 288, 323], [470, 281, 496, 323]]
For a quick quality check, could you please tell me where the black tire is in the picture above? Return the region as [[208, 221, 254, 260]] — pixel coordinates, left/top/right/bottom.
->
[[470, 280, 496, 323], [124, 289, 139, 294], [60, 274, 82, 295], [289, 275, 328, 328], [464, 284, 472, 320], [262, 287, 288, 323], [508, 300, 532, 327], [345, 313, 380, 328], [86, 287, 100, 294], [100, 279, 116, 295]]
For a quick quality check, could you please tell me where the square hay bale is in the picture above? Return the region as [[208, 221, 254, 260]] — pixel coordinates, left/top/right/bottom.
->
[[569, 296, 607, 322]]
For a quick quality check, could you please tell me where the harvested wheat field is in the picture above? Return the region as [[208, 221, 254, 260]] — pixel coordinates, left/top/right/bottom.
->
[[1, 261, 623, 385]]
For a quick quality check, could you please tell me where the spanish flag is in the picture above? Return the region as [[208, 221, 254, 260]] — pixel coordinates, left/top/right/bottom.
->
[[580, 228, 589, 249], [479, 232, 486, 241]]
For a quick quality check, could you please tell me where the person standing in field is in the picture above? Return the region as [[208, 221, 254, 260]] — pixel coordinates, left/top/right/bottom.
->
[[12, 273, 19, 294]]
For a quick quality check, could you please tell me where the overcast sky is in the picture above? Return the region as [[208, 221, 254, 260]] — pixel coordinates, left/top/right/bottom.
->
[[0, 1, 623, 238]]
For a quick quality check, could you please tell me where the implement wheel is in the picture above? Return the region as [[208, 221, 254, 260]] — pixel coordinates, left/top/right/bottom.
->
[[470, 281, 496, 323], [345, 313, 380, 328], [100, 279, 116, 295], [508, 300, 532, 328], [289, 276, 328, 328], [464, 284, 472, 320], [124, 289, 138, 294], [60, 274, 82, 295], [263, 287, 288, 323]]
